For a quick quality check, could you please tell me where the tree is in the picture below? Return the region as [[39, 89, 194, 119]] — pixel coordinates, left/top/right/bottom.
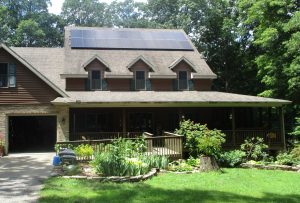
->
[[15, 19, 45, 47], [61, 0, 110, 27]]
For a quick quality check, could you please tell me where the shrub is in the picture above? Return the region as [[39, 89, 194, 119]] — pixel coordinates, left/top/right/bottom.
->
[[74, 144, 94, 158], [186, 156, 200, 167], [219, 150, 246, 167], [240, 137, 268, 161], [175, 119, 225, 157], [91, 138, 168, 176], [168, 160, 193, 172], [290, 145, 300, 160], [275, 152, 295, 166]]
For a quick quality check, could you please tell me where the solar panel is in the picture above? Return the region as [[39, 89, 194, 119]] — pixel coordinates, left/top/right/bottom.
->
[[70, 29, 194, 51]]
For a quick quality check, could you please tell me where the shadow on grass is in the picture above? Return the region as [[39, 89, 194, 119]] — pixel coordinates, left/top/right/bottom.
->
[[39, 179, 300, 203]]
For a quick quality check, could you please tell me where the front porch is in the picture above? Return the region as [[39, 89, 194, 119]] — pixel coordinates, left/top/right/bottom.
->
[[68, 106, 286, 150]]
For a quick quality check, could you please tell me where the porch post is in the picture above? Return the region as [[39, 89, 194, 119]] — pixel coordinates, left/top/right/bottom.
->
[[122, 109, 126, 133], [279, 106, 286, 151], [231, 108, 236, 147]]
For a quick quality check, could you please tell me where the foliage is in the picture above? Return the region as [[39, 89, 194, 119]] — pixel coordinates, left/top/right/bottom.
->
[[175, 120, 225, 157], [91, 138, 168, 176], [290, 145, 300, 160], [290, 117, 300, 139], [219, 150, 246, 167], [186, 156, 200, 167], [240, 137, 269, 161], [41, 169, 300, 203], [168, 160, 194, 172], [74, 144, 94, 158], [275, 152, 296, 166]]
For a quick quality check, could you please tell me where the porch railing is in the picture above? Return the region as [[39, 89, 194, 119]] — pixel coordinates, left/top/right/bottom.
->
[[57, 131, 183, 161], [70, 132, 144, 141], [223, 129, 283, 148]]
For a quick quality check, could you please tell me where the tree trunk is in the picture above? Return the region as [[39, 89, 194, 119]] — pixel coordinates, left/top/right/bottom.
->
[[199, 156, 220, 172]]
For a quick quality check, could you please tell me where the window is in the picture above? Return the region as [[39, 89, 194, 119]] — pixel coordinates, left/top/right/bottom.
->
[[135, 71, 146, 90], [0, 63, 8, 87], [178, 71, 188, 90], [90, 70, 101, 90]]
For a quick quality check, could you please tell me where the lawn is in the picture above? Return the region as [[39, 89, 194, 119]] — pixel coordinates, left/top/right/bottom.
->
[[40, 168, 300, 203]]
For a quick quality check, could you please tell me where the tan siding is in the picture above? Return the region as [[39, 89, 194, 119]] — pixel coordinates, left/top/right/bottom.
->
[[66, 78, 86, 91], [0, 49, 60, 104]]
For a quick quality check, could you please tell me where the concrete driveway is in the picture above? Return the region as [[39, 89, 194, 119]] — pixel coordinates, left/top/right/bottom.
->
[[0, 153, 54, 203]]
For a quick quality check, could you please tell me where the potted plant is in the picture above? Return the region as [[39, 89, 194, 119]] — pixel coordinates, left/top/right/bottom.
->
[[0, 132, 5, 157]]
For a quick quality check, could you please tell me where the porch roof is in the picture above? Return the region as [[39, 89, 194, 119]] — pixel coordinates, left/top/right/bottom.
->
[[52, 91, 291, 107]]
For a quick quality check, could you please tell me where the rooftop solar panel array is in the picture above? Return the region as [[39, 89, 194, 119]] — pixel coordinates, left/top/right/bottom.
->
[[70, 29, 194, 51]]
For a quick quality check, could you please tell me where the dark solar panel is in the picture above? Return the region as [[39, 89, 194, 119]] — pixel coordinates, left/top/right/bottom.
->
[[70, 29, 194, 50]]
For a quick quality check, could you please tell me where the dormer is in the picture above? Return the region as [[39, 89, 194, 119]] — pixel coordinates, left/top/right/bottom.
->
[[127, 56, 154, 91], [169, 57, 196, 90], [82, 55, 110, 91]]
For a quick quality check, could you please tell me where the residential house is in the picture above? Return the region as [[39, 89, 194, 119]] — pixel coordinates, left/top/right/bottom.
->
[[0, 27, 291, 154]]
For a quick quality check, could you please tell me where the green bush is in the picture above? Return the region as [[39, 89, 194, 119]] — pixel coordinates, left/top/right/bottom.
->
[[275, 152, 295, 166], [290, 145, 300, 160], [186, 156, 200, 167], [241, 137, 268, 161], [54, 143, 74, 153], [220, 150, 246, 167], [175, 120, 225, 157], [91, 138, 168, 176], [168, 160, 193, 172], [74, 144, 94, 158]]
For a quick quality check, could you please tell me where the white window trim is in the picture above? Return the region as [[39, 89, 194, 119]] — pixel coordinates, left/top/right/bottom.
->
[[178, 71, 189, 90], [0, 63, 9, 88], [90, 70, 102, 90], [135, 70, 146, 90]]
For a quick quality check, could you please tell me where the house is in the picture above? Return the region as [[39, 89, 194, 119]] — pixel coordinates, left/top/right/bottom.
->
[[0, 27, 291, 154]]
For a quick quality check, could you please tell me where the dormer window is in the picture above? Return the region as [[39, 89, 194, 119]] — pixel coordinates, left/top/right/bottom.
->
[[178, 71, 188, 90], [90, 70, 101, 90], [135, 71, 146, 90]]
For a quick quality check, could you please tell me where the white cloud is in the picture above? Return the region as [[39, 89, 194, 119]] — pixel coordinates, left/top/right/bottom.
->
[[48, 0, 147, 15]]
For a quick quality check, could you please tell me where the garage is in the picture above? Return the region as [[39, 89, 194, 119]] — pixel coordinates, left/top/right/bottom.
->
[[8, 116, 56, 152]]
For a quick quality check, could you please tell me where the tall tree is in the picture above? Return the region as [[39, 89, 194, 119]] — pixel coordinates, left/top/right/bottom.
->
[[61, 0, 110, 26]]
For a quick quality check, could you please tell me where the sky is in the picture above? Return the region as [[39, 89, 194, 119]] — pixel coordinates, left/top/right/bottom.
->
[[49, 0, 147, 15]]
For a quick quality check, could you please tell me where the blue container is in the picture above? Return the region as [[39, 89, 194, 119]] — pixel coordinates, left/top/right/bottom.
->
[[52, 155, 61, 166]]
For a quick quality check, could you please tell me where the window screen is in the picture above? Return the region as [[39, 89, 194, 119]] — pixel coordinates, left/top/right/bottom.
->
[[178, 71, 188, 90], [0, 63, 8, 87], [135, 71, 146, 90]]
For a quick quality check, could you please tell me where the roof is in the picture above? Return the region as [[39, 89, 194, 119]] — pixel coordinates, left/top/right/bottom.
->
[[63, 27, 217, 79], [52, 91, 291, 107], [1, 44, 68, 97]]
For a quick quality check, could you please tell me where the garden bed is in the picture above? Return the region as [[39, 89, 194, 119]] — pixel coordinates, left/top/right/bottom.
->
[[241, 163, 300, 172]]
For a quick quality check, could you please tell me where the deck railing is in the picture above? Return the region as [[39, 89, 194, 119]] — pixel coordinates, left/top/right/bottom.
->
[[69, 132, 144, 141], [57, 131, 183, 161], [223, 129, 283, 148]]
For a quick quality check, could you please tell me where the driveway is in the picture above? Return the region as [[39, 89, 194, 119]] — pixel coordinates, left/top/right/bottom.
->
[[0, 153, 54, 203]]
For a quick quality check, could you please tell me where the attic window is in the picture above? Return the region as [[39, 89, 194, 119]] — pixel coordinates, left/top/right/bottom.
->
[[0, 63, 8, 87], [135, 71, 146, 90], [178, 71, 188, 90], [90, 70, 102, 90]]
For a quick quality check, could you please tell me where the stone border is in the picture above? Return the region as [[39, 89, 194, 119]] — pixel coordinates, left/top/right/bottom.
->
[[61, 168, 159, 182], [241, 163, 300, 172]]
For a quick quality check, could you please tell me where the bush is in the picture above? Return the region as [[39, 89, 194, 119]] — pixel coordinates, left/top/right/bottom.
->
[[275, 152, 295, 166], [91, 138, 168, 176], [54, 143, 74, 153], [175, 120, 225, 157], [219, 150, 246, 167], [241, 137, 268, 161], [168, 160, 193, 172], [74, 144, 94, 158], [290, 145, 300, 160], [186, 156, 200, 167]]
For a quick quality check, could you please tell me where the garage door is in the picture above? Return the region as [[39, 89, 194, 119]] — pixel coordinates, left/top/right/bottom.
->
[[8, 116, 56, 152]]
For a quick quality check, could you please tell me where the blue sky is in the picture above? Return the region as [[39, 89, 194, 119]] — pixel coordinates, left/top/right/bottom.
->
[[49, 0, 147, 15]]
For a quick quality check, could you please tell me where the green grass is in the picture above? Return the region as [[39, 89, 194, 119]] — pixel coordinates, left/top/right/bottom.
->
[[40, 168, 300, 203]]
